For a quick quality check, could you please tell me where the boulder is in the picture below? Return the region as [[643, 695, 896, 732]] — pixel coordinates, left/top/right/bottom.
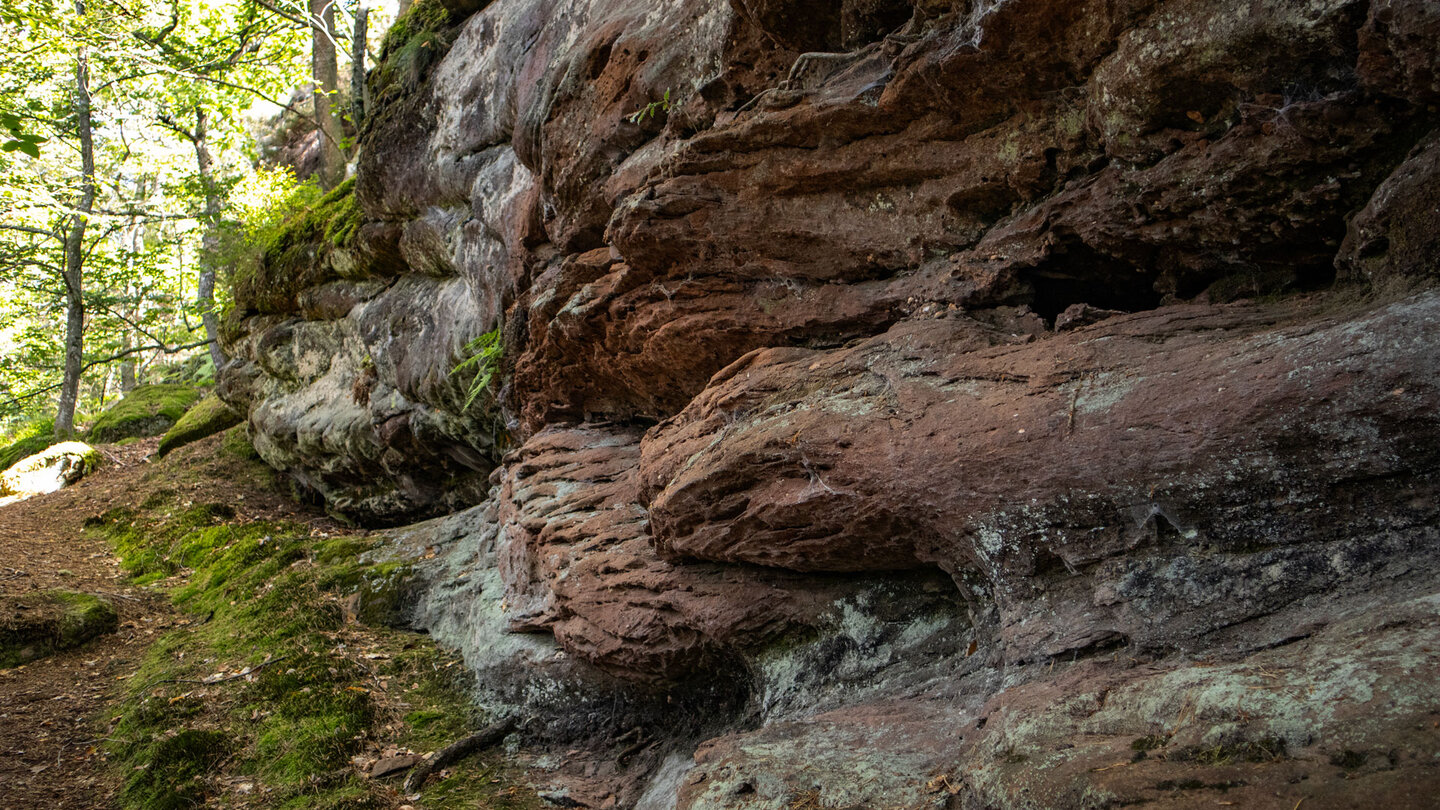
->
[[157, 395, 244, 458], [88, 384, 203, 444], [0, 441, 100, 502], [0, 590, 118, 668]]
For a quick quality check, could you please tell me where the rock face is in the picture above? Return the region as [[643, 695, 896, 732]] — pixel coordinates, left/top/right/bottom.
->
[[223, 0, 1440, 806]]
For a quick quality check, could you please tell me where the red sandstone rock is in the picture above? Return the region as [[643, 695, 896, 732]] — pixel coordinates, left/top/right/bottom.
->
[[220, 0, 1440, 805], [496, 423, 857, 681]]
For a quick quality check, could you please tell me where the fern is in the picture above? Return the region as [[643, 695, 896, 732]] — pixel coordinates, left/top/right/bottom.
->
[[452, 329, 503, 411]]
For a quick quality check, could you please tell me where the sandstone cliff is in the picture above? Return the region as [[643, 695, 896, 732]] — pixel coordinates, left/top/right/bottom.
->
[[220, 0, 1440, 807]]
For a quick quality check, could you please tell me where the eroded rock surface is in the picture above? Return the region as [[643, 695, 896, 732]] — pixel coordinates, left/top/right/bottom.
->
[[223, 0, 1440, 805]]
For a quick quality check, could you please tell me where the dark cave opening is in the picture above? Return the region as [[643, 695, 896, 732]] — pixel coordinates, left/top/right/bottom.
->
[[1019, 243, 1163, 325]]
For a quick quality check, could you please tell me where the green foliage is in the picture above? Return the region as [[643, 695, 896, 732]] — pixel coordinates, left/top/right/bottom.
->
[[452, 328, 503, 411], [88, 383, 203, 443], [226, 176, 360, 316], [0, 0, 314, 429], [627, 88, 673, 124], [0, 416, 56, 469], [0, 110, 45, 157]]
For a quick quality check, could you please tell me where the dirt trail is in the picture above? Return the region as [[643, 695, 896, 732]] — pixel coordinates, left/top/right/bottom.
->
[[0, 436, 327, 807], [0, 439, 165, 806]]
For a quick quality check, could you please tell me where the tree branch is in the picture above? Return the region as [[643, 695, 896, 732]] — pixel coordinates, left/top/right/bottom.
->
[[0, 337, 217, 413]]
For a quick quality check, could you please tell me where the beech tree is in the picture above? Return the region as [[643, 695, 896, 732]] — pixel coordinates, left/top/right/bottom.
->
[[0, 0, 314, 435]]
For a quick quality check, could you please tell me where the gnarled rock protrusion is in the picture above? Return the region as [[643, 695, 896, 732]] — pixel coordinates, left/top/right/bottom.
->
[[642, 293, 1440, 663]]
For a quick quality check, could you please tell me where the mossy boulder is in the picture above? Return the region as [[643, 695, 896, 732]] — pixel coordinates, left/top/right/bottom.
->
[[88, 384, 204, 443], [157, 395, 244, 458], [0, 440, 100, 499], [1, 590, 119, 668]]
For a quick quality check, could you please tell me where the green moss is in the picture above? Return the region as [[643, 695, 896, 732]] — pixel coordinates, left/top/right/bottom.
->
[[0, 440, 100, 496], [54, 590, 120, 646], [88, 384, 204, 443], [374, 0, 457, 96], [0, 590, 118, 668], [97, 445, 539, 810], [157, 395, 243, 458], [120, 729, 231, 810], [220, 424, 259, 459], [232, 180, 362, 316]]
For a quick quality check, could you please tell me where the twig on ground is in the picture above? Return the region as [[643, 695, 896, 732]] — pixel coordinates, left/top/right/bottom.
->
[[137, 654, 290, 693], [403, 716, 518, 793]]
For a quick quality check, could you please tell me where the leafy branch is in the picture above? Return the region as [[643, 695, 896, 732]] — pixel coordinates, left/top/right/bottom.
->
[[627, 88, 672, 124]]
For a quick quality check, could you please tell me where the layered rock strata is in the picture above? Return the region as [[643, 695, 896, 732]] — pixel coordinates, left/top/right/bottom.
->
[[222, 0, 1440, 806]]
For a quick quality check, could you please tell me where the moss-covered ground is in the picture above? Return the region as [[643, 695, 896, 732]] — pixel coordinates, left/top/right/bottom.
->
[[83, 430, 540, 810]]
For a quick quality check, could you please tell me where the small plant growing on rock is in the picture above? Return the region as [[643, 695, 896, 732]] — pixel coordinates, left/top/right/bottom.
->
[[628, 88, 672, 124], [452, 328, 503, 410]]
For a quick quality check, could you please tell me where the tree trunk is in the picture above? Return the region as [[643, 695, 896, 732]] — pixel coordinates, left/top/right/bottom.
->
[[351, 6, 369, 132], [120, 327, 136, 392], [55, 1, 97, 440], [310, 0, 344, 189], [191, 107, 228, 371]]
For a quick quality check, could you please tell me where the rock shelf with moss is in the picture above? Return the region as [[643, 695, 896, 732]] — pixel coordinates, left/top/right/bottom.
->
[[0, 590, 118, 669]]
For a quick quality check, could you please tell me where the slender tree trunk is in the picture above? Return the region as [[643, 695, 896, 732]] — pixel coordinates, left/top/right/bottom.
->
[[120, 207, 143, 393], [191, 107, 228, 370], [55, 1, 97, 439], [351, 6, 369, 132], [120, 328, 136, 392], [310, 0, 344, 189]]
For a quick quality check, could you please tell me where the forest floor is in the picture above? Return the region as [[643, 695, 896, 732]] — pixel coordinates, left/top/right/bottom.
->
[[0, 438, 173, 807], [0, 431, 539, 809]]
